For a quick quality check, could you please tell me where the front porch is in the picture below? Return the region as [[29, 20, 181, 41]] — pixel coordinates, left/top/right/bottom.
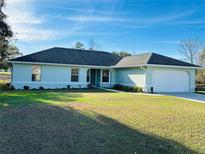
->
[[88, 68, 114, 88]]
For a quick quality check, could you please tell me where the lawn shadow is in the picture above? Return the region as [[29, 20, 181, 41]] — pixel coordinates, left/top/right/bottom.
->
[[0, 89, 115, 108], [0, 101, 198, 154], [0, 90, 83, 108]]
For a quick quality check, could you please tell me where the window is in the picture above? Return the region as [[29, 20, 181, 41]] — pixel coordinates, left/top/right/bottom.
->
[[32, 66, 41, 81], [102, 70, 109, 82], [87, 69, 90, 82], [71, 68, 79, 82]]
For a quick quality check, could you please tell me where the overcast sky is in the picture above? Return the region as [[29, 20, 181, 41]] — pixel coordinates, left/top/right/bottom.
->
[[5, 0, 205, 59]]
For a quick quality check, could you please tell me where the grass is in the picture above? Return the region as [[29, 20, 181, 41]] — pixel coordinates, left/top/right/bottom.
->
[[0, 89, 205, 153]]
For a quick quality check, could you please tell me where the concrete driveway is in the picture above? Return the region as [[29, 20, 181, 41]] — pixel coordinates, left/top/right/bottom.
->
[[160, 92, 205, 103]]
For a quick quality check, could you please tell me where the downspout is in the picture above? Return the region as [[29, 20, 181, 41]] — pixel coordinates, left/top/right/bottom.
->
[[10, 63, 13, 87]]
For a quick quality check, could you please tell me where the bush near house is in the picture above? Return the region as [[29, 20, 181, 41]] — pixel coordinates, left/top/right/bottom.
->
[[0, 82, 15, 91], [113, 84, 143, 93], [0, 82, 10, 90]]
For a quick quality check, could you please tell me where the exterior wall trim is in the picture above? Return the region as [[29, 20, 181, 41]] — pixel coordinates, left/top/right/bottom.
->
[[9, 61, 110, 69], [9, 61, 200, 69], [146, 64, 200, 69]]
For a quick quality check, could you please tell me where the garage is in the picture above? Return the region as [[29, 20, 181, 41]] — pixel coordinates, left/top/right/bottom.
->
[[151, 70, 190, 92]]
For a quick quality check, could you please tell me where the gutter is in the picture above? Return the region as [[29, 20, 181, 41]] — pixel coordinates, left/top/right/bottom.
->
[[8, 61, 201, 70], [146, 64, 201, 69], [8, 61, 111, 69]]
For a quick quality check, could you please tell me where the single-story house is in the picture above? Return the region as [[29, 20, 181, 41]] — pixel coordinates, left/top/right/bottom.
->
[[9, 47, 199, 92]]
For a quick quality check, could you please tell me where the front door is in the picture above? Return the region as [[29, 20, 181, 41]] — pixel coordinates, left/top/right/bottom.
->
[[90, 69, 96, 87], [90, 69, 101, 87]]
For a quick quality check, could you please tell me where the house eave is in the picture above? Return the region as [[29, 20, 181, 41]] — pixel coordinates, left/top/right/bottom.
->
[[8, 61, 111, 69], [146, 64, 201, 69], [112, 64, 201, 69], [8, 61, 201, 69], [111, 65, 146, 69]]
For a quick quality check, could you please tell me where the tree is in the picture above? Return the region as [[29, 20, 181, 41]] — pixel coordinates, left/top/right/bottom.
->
[[88, 36, 98, 50], [196, 49, 205, 84], [178, 38, 203, 64], [0, 0, 21, 70], [0, 0, 12, 40], [75, 42, 84, 49], [112, 51, 132, 57], [0, 43, 21, 71], [198, 49, 205, 67]]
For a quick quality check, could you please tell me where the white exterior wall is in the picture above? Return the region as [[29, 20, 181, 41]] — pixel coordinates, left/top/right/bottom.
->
[[115, 67, 146, 89], [12, 64, 31, 83], [145, 66, 196, 92], [12, 63, 90, 89], [11, 63, 196, 92]]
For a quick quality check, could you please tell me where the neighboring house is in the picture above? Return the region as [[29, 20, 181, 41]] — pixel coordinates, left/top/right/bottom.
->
[[9, 47, 199, 92]]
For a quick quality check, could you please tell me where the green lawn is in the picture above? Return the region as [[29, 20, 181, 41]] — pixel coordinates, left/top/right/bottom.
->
[[0, 89, 205, 154]]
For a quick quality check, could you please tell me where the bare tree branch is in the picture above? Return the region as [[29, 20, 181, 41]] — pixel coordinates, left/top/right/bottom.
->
[[178, 38, 203, 64], [88, 36, 100, 50]]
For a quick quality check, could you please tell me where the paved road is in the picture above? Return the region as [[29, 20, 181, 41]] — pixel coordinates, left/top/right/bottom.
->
[[161, 92, 205, 103]]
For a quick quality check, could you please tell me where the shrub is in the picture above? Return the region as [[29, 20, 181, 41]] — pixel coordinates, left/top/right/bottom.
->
[[67, 85, 71, 89], [24, 86, 30, 90], [114, 84, 123, 90], [10, 85, 15, 90], [87, 84, 92, 88], [39, 86, 44, 90], [0, 82, 10, 90], [113, 84, 143, 93], [132, 86, 143, 93]]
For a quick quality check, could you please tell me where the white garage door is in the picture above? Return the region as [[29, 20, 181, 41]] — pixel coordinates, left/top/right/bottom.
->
[[152, 70, 190, 92]]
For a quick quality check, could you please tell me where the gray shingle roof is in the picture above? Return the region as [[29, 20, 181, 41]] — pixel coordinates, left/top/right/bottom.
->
[[114, 52, 199, 68], [10, 47, 199, 68], [147, 53, 198, 67], [113, 53, 152, 68], [10, 47, 122, 67]]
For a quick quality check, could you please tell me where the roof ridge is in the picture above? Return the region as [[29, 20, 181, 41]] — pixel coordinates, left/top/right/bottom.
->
[[145, 52, 154, 64], [53, 47, 118, 56], [120, 52, 152, 59]]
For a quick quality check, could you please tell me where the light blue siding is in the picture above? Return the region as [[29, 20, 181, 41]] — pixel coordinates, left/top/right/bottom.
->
[[11, 63, 196, 92], [12, 63, 90, 89], [115, 67, 146, 88]]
